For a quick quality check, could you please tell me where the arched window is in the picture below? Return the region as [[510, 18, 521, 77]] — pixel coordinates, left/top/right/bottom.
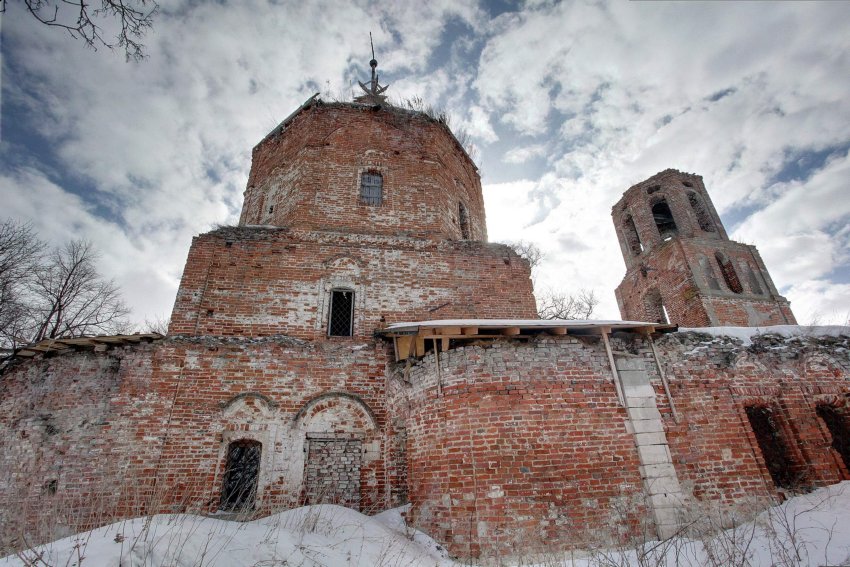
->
[[643, 288, 669, 324], [328, 289, 354, 337], [715, 252, 743, 294], [651, 199, 678, 240], [622, 215, 642, 255], [687, 192, 716, 233], [458, 202, 470, 239], [360, 172, 383, 205], [220, 439, 262, 511]]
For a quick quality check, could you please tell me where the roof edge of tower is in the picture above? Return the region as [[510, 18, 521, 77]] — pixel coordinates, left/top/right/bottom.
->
[[611, 168, 704, 213], [252, 96, 478, 171]]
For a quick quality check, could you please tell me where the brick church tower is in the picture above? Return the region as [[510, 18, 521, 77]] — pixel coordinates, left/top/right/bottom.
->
[[613, 169, 795, 327]]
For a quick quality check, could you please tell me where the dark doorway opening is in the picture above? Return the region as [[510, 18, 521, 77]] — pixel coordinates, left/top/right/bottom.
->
[[745, 406, 800, 489], [220, 439, 261, 511], [817, 404, 850, 470]]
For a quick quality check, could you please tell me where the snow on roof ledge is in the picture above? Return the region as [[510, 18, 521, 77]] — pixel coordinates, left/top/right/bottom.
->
[[678, 324, 850, 346]]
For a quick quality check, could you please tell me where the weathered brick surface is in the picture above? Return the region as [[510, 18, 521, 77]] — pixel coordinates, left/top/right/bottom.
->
[[391, 337, 649, 558], [0, 337, 392, 552], [169, 226, 536, 338], [613, 169, 795, 326], [385, 331, 849, 559], [241, 102, 485, 242]]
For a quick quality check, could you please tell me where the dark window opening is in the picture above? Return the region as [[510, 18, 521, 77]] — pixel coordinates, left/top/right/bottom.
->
[[747, 265, 764, 295], [328, 290, 354, 337], [646, 184, 661, 195], [816, 404, 850, 470], [459, 203, 470, 239], [220, 439, 261, 511], [745, 406, 800, 489], [682, 181, 693, 188], [623, 215, 643, 255], [360, 172, 383, 205], [687, 192, 716, 232], [644, 288, 668, 324], [716, 252, 744, 293], [268, 205, 274, 214], [651, 200, 678, 240]]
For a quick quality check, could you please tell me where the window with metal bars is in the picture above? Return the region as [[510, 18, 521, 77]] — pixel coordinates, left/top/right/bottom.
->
[[220, 439, 261, 511], [360, 172, 383, 205], [328, 289, 354, 337]]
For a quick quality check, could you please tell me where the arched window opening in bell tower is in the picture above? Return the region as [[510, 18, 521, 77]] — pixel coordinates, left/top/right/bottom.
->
[[651, 200, 678, 240], [623, 215, 642, 255], [328, 289, 355, 337], [715, 251, 744, 294], [220, 439, 262, 512], [360, 172, 383, 205], [459, 202, 470, 239], [687, 192, 716, 233]]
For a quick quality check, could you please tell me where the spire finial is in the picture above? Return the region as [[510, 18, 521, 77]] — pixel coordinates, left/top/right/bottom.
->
[[355, 32, 389, 106]]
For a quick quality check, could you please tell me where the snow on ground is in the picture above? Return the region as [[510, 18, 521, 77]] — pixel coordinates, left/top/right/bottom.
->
[[3, 485, 850, 566], [1, 504, 453, 567], [678, 325, 849, 346]]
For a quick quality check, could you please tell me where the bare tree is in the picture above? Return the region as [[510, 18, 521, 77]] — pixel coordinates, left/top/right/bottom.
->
[[29, 240, 130, 342], [0, 220, 43, 349], [503, 240, 544, 272], [537, 288, 599, 320], [1, 0, 159, 61], [1, 221, 131, 354]]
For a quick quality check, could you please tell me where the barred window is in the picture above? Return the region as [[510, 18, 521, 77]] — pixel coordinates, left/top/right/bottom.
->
[[328, 289, 354, 337], [220, 439, 261, 511], [360, 172, 383, 205]]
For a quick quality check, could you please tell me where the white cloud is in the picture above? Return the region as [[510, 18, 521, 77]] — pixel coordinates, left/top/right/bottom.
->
[[503, 143, 545, 164], [3, 0, 849, 328]]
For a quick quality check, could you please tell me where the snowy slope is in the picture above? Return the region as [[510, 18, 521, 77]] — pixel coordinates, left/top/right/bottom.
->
[[3, 484, 850, 566]]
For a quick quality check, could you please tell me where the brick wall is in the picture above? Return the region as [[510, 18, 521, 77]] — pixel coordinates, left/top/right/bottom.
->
[[392, 337, 650, 559], [0, 336, 392, 552], [240, 102, 486, 242], [169, 226, 537, 339], [1, 329, 848, 556]]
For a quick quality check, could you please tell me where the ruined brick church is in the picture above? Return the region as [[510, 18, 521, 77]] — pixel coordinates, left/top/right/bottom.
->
[[1, 58, 848, 560]]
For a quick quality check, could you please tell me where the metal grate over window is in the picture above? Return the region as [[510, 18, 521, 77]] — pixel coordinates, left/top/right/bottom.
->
[[360, 173, 383, 205], [328, 290, 354, 337], [220, 439, 261, 511]]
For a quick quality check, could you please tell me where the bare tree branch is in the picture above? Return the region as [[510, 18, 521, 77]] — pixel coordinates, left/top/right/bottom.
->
[[1, 222, 131, 357], [537, 288, 599, 320], [0, 220, 43, 350], [29, 239, 130, 342], [2, 0, 159, 61]]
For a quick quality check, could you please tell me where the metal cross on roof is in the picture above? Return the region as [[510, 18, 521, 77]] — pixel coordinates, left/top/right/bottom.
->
[[354, 33, 389, 106]]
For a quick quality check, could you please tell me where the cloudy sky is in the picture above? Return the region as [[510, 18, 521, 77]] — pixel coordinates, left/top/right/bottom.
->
[[2, 0, 849, 327]]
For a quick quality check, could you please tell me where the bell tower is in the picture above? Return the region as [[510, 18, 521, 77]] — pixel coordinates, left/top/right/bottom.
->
[[613, 169, 795, 327]]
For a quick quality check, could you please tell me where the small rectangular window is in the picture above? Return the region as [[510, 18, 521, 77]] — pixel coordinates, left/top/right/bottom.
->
[[360, 173, 383, 205], [328, 290, 354, 337]]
